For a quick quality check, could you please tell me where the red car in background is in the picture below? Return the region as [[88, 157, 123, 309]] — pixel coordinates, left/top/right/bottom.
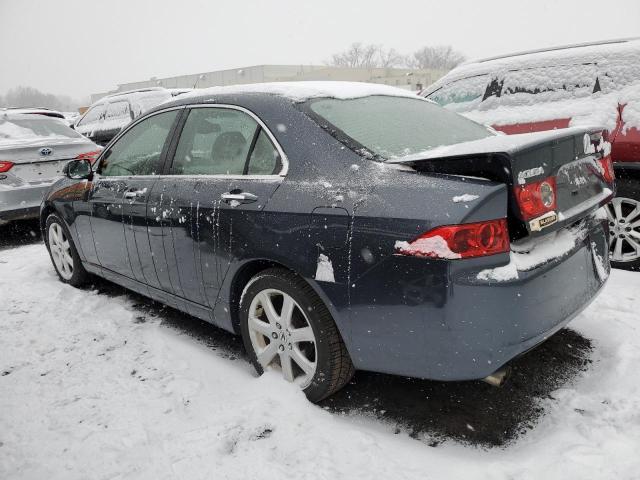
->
[[422, 38, 640, 270]]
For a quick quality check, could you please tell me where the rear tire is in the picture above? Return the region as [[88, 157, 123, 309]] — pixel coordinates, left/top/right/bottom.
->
[[45, 213, 89, 286], [608, 178, 640, 271], [239, 268, 354, 402]]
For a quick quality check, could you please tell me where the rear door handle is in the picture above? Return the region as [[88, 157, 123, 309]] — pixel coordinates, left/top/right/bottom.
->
[[221, 191, 258, 204]]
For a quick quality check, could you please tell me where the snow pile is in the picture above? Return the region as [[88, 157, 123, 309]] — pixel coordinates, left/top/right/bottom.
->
[[181, 81, 420, 103], [395, 236, 462, 259], [315, 253, 335, 283], [2, 244, 640, 479], [452, 194, 479, 203], [477, 221, 587, 281]]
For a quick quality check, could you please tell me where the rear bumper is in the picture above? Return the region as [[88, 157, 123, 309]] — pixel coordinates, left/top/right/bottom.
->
[[341, 214, 609, 381], [0, 183, 53, 222]]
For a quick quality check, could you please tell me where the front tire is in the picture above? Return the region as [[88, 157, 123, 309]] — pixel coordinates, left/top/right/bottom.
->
[[239, 268, 354, 402], [45, 213, 89, 286], [608, 178, 640, 271]]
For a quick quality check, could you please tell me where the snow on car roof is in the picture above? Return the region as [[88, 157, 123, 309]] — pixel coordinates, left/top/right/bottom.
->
[[182, 81, 420, 102], [437, 38, 640, 84]]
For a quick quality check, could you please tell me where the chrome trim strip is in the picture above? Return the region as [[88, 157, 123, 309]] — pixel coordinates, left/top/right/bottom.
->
[[97, 103, 289, 179]]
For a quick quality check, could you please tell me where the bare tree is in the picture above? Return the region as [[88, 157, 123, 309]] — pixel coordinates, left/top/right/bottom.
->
[[409, 45, 466, 70], [1, 86, 80, 111], [328, 43, 465, 71], [329, 43, 407, 69]]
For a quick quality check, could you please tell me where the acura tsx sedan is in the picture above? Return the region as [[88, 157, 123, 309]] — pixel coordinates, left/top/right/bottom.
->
[[41, 82, 613, 401]]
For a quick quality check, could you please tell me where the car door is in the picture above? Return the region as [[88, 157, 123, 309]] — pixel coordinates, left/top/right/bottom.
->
[[149, 105, 284, 320], [89, 109, 180, 281]]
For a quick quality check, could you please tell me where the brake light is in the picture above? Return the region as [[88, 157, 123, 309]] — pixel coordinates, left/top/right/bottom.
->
[[395, 219, 510, 259], [514, 176, 557, 221], [75, 150, 102, 164], [598, 155, 615, 183], [0, 161, 14, 173]]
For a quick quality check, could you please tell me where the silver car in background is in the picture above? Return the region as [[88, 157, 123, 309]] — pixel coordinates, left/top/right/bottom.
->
[[0, 113, 100, 225]]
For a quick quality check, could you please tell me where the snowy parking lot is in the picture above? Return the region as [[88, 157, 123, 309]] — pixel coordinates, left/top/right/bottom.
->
[[1, 225, 639, 479]]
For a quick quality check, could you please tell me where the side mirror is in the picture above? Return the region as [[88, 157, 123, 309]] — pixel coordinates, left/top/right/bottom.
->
[[64, 159, 93, 180]]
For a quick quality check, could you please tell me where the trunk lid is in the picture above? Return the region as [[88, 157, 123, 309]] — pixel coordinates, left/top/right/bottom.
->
[[0, 137, 98, 184], [389, 127, 614, 239]]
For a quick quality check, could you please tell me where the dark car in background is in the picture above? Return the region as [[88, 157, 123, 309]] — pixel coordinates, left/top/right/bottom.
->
[[421, 38, 640, 270], [74, 87, 191, 146], [0, 113, 100, 225], [41, 82, 612, 401]]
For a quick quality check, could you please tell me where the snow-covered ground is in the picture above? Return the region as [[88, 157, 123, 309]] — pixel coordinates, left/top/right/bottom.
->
[[1, 244, 639, 479]]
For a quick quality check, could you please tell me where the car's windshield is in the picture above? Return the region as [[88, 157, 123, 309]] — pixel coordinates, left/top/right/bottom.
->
[[305, 95, 492, 160], [0, 116, 82, 142]]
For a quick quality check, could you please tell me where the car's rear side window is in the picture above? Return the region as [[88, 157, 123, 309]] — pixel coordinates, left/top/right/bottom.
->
[[171, 107, 281, 176], [98, 110, 178, 176], [306, 95, 492, 160], [105, 101, 131, 122]]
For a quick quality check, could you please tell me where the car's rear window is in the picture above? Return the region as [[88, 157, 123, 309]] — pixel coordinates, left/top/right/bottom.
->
[[305, 95, 492, 160], [0, 116, 82, 143]]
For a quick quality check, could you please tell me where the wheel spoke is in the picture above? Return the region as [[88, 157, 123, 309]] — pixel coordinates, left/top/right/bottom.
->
[[290, 326, 314, 343], [256, 342, 278, 367], [290, 346, 315, 376], [626, 236, 640, 256], [630, 219, 640, 229], [280, 295, 295, 329], [625, 206, 640, 223], [249, 315, 272, 337], [629, 230, 640, 241], [258, 292, 279, 326], [613, 236, 624, 261], [605, 204, 616, 222], [614, 200, 623, 221], [280, 353, 295, 382]]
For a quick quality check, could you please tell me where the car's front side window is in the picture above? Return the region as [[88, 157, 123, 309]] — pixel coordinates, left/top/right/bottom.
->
[[76, 104, 104, 127], [98, 110, 178, 177], [172, 107, 274, 176]]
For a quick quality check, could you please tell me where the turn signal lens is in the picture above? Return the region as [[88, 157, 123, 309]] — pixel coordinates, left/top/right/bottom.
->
[[395, 219, 510, 259], [598, 155, 615, 184], [514, 176, 557, 221], [0, 161, 14, 173]]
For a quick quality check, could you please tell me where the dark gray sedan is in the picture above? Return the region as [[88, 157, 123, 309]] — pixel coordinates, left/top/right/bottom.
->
[[40, 82, 613, 401]]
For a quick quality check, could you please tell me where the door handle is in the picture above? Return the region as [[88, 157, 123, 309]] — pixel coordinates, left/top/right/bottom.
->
[[123, 188, 147, 199], [221, 191, 258, 204]]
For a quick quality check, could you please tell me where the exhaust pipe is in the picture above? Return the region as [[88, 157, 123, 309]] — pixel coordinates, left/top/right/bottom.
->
[[482, 367, 510, 387]]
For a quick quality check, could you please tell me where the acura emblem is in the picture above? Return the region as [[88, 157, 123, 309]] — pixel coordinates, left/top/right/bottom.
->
[[39, 147, 53, 156]]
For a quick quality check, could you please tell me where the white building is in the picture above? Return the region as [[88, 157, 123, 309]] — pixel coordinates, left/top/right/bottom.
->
[[91, 64, 445, 103]]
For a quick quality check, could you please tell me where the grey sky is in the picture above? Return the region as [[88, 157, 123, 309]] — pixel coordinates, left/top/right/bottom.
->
[[1, 0, 638, 100]]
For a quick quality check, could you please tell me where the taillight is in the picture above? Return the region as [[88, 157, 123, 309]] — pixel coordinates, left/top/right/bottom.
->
[[598, 155, 615, 183], [395, 219, 510, 259], [75, 150, 102, 164], [0, 161, 14, 173], [514, 176, 557, 221]]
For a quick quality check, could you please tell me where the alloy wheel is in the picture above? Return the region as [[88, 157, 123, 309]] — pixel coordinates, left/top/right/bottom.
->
[[606, 197, 640, 263], [247, 289, 317, 388], [48, 222, 74, 280]]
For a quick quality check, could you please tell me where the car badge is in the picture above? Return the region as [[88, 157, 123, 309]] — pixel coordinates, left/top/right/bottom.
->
[[39, 147, 53, 156]]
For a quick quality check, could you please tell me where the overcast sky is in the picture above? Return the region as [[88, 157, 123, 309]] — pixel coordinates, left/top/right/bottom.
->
[[1, 0, 638, 100]]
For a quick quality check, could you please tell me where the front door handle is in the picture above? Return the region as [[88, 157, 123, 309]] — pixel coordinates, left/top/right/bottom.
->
[[123, 188, 147, 199], [221, 191, 258, 204]]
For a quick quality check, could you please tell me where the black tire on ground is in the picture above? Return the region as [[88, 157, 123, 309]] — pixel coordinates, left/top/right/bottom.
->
[[610, 178, 640, 272], [45, 213, 89, 286], [239, 268, 355, 402]]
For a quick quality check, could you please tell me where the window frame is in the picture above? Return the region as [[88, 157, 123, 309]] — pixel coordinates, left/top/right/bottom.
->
[[94, 106, 185, 178], [165, 104, 288, 179]]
